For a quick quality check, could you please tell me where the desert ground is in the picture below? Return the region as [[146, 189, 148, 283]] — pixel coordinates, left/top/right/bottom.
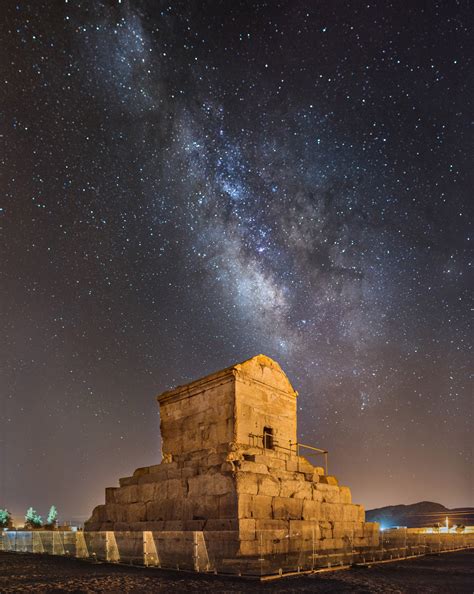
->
[[0, 549, 473, 593]]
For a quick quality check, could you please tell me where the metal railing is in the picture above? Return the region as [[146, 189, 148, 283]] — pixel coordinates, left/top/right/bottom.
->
[[247, 434, 329, 475], [1, 528, 472, 577], [290, 441, 329, 474]]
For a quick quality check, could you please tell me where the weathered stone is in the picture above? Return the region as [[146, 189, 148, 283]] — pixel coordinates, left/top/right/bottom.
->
[[137, 482, 157, 502], [205, 518, 238, 531], [272, 496, 303, 520], [235, 472, 259, 495], [126, 502, 147, 523], [302, 499, 321, 520], [321, 503, 344, 521], [280, 479, 312, 499], [238, 494, 273, 519], [115, 484, 138, 505], [85, 354, 376, 562], [118, 476, 137, 487], [218, 492, 238, 518], [319, 520, 333, 539], [133, 466, 150, 477], [105, 487, 118, 504], [320, 475, 338, 486], [236, 460, 269, 474], [339, 486, 352, 504], [257, 474, 281, 497]]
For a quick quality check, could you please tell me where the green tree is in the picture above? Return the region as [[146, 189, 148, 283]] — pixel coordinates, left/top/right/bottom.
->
[[46, 505, 58, 526], [0, 508, 11, 529], [24, 507, 42, 529]]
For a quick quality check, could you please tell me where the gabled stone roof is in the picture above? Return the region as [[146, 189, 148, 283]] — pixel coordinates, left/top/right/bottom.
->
[[157, 354, 297, 403]]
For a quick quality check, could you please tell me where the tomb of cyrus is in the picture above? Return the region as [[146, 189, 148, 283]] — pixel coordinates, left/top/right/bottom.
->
[[86, 354, 379, 556]]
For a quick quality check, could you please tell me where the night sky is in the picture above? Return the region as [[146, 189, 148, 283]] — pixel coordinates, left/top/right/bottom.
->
[[1, 1, 472, 525]]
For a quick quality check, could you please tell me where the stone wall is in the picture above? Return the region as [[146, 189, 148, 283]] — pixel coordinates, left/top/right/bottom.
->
[[158, 373, 235, 457], [234, 356, 297, 449]]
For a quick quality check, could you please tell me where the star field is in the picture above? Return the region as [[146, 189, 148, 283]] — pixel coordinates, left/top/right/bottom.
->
[[0, 1, 472, 523]]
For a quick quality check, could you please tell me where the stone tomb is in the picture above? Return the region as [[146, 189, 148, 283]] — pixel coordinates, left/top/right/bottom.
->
[[86, 354, 379, 558]]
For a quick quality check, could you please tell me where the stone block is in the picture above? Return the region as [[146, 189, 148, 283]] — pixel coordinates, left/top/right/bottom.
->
[[364, 522, 379, 536], [239, 518, 256, 533], [235, 472, 259, 495], [339, 486, 352, 504], [257, 474, 281, 497], [211, 473, 235, 495], [187, 474, 208, 498], [143, 521, 165, 530], [167, 478, 185, 499], [147, 464, 162, 474], [119, 476, 138, 487], [218, 492, 238, 518], [115, 484, 138, 504], [272, 497, 303, 520], [289, 519, 320, 540], [266, 457, 287, 470], [312, 486, 323, 502], [133, 466, 150, 477], [125, 502, 147, 523], [182, 495, 219, 520], [105, 487, 118, 504], [146, 499, 184, 521], [205, 518, 238, 531], [107, 504, 128, 523], [207, 452, 226, 466], [315, 483, 340, 501], [237, 460, 269, 474], [138, 472, 165, 485], [319, 520, 333, 539], [238, 540, 260, 557], [280, 480, 312, 499], [113, 522, 131, 531], [238, 494, 273, 519], [320, 475, 338, 486], [302, 499, 321, 520], [343, 505, 360, 521], [166, 466, 184, 480], [164, 520, 185, 530], [255, 518, 289, 539], [286, 459, 299, 472], [272, 469, 300, 481], [137, 482, 158, 502], [321, 503, 344, 521]]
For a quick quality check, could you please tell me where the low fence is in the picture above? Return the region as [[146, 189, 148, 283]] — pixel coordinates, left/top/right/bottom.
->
[[0, 529, 472, 577]]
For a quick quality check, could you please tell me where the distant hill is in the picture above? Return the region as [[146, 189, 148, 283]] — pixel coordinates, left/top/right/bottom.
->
[[366, 501, 474, 528]]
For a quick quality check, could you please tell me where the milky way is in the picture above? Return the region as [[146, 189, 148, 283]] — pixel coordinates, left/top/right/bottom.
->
[[1, 1, 472, 523]]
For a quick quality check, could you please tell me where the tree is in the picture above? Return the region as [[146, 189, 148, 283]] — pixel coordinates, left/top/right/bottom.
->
[[24, 507, 42, 529], [46, 505, 58, 527], [0, 508, 11, 529]]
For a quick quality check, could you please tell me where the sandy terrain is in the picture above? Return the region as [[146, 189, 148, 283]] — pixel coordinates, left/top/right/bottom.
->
[[0, 549, 473, 592]]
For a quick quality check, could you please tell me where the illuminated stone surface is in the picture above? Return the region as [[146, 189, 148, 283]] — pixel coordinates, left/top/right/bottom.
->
[[86, 355, 379, 556]]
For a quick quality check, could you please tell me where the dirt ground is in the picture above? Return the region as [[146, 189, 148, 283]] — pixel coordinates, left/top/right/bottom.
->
[[0, 549, 473, 593]]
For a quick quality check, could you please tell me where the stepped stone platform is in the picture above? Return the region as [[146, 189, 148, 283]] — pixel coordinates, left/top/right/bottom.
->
[[85, 355, 379, 558]]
